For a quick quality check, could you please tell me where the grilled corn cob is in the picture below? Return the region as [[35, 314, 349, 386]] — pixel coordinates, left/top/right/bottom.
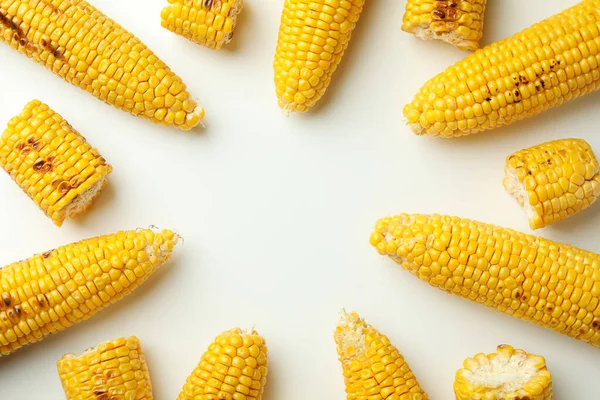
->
[[273, 0, 365, 113], [161, 0, 243, 50], [370, 213, 600, 347], [404, 0, 600, 138], [0, 228, 178, 356], [57, 336, 154, 400], [177, 327, 268, 400], [402, 0, 487, 51], [0, 0, 204, 130], [335, 311, 429, 400], [504, 138, 600, 230], [454, 344, 553, 400]]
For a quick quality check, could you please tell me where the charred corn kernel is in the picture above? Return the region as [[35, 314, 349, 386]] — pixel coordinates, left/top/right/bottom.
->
[[454, 344, 552, 400], [335, 311, 429, 400], [0, 0, 204, 130], [0, 229, 179, 356], [161, 0, 243, 50], [371, 213, 600, 347], [0, 100, 112, 227], [504, 138, 600, 230], [402, 0, 487, 51], [404, 0, 600, 138], [273, 0, 366, 113], [57, 336, 154, 400]]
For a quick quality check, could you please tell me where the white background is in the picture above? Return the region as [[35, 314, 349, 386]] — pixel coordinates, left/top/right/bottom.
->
[[1, 0, 600, 398]]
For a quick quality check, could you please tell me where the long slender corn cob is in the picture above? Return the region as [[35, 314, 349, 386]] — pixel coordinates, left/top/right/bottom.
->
[[504, 138, 600, 230], [370, 214, 600, 347], [404, 0, 600, 138], [0, 229, 178, 356], [454, 345, 553, 400], [334, 311, 429, 400], [402, 0, 487, 51], [0, 0, 204, 130], [273, 0, 365, 113], [161, 0, 243, 50], [57, 336, 154, 400], [177, 327, 268, 400]]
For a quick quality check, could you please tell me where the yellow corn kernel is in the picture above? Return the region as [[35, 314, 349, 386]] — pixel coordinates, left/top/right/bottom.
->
[[57, 336, 154, 400]]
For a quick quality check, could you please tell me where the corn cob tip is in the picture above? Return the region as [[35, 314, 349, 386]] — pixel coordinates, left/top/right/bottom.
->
[[334, 310, 368, 363]]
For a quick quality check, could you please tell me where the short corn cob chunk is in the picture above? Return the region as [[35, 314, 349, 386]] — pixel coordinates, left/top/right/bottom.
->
[[0, 229, 178, 356], [57, 336, 154, 400], [177, 328, 268, 400], [334, 311, 429, 400], [0, 100, 112, 226], [404, 0, 600, 138], [273, 0, 365, 113], [161, 0, 243, 50], [402, 0, 487, 51], [504, 138, 600, 230], [0, 0, 204, 130], [370, 214, 600, 347], [454, 344, 553, 400]]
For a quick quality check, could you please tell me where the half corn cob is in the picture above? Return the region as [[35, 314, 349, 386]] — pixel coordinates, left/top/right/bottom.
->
[[404, 0, 600, 138], [504, 138, 600, 230], [0, 0, 204, 130], [0, 228, 178, 356], [454, 344, 553, 400], [161, 0, 243, 50], [335, 311, 429, 400], [57, 336, 154, 400], [370, 213, 600, 347], [402, 0, 487, 51], [177, 327, 268, 400], [0, 100, 112, 226], [273, 0, 365, 113]]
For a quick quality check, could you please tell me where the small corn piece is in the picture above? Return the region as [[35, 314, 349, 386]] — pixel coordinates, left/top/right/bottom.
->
[[0, 229, 179, 356], [504, 138, 600, 230], [57, 336, 154, 400], [370, 213, 600, 347], [177, 327, 268, 400], [402, 0, 487, 51], [161, 0, 243, 50], [273, 0, 366, 113], [0, 0, 204, 130], [404, 0, 600, 138], [454, 344, 553, 400], [334, 311, 429, 400]]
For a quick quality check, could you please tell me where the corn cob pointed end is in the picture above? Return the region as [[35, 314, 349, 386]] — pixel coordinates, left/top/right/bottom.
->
[[334, 310, 369, 363]]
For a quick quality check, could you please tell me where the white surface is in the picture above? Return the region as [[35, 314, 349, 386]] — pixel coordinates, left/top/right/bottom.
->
[[0, 0, 599, 398]]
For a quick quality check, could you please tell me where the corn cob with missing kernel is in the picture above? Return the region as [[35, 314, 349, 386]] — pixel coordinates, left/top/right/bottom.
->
[[404, 0, 600, 138], [0, 229, 178, 357], [370, 213, 600, 347], [335, 311, 429, 400], [0, 0, 204, 130], [57, 336, 154, 400]]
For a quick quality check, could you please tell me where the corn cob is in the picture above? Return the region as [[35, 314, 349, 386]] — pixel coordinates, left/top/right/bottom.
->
[[370, 213, 600, 347], [273, 0, 365, 113], [161, 0, 243, 50], [404, 0, 600, 138], [504, 138, 600, 230], [402, 0, 487, 51], [0, 229, 178, 356], [0, 0, 204, 130], [177, 327, 268, 400], [454, 344, 553, 400], [57, 336, 154, 400], [335, 311, 429, 400]]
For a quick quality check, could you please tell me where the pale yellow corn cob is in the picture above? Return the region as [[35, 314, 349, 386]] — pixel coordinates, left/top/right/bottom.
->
[[0, 229, 179, 356], [335, 311, 429, 400], [57, 336, 154, 400], [370, 213, 600, 347], [0, 0, 204, 130]]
